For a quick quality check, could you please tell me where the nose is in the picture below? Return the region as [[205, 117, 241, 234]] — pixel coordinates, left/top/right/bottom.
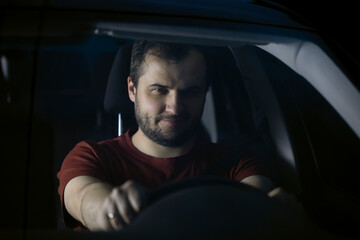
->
[[165, 91, 183, 115]]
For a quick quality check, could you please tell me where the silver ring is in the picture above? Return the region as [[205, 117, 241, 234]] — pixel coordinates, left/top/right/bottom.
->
[[108, 213, 115, 219]]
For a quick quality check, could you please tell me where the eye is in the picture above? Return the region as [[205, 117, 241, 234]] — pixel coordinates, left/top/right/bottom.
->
[[151, 87, 168, 95]]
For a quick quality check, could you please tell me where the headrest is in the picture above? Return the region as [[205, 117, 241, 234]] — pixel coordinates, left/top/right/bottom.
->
[[104, 44, 133, 114]]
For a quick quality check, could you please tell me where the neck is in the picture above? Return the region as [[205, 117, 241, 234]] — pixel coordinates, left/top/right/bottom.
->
[[131, 129, 196, 158]]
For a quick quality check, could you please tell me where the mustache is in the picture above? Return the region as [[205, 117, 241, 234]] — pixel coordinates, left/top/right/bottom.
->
[[156, 114, 188, 121]]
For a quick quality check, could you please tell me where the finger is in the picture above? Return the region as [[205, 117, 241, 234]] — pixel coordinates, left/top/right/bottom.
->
[[268, 187, 300, 207], [106, 198, 126, 231], [107, 212, 125, 231], [267, 187, 306, 221], [95, 198, 116, 231], [96, 207, 112, 231], [268, 187, 283, 198], [112, 188, 137, 224], [125, 182, 148, 212]]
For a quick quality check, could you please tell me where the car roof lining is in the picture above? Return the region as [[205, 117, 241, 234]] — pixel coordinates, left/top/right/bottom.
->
[[50, 0, 307, 29], [94, 22, 307, 47]]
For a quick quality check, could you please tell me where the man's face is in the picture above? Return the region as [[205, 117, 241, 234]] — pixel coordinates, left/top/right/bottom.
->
[[129, 49, 207, 147]]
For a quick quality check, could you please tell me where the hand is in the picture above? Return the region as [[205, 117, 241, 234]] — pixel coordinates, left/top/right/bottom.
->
[[95, 180, 148, 231], [268, 187, 325, 237], [268, 187, 306, 223]]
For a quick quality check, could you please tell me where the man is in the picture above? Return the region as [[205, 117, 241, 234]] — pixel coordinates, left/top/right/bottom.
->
[[57, 40, 275, 231]]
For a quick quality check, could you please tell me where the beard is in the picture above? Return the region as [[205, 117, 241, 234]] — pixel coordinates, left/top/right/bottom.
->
[[134, 100, 202, 147]]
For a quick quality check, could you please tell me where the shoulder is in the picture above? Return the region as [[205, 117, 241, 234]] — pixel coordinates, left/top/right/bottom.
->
[[228, 151, 272, 182], [60, 135, 129, 175], [68, 137, 121, 159], [58, 137, 126, 188], [64, 128, 137, 167], [199, 141, 272, 181]]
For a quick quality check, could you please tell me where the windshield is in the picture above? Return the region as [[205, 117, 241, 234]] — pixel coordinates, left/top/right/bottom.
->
[[1, 5, 359, 239]]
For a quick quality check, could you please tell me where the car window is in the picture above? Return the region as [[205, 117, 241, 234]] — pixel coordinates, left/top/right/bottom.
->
[[0, 9, 40, 231], [1, 4, 359, 239]]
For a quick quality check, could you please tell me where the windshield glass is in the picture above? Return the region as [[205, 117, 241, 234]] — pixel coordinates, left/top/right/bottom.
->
[[1, 6, 359, 239]]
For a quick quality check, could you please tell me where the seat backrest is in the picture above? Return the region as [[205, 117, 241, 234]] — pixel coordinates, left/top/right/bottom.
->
[[232, 45, 301, 193], [104, 44, 136, 135], [104, 44, 133, 114]]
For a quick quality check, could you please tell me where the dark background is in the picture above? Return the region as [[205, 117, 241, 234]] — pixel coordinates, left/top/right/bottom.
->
[[273, 0, 360, 64]]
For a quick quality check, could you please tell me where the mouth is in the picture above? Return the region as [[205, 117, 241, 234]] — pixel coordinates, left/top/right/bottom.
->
[[158, 115, 188, 127], [160, 119, 183, 127]]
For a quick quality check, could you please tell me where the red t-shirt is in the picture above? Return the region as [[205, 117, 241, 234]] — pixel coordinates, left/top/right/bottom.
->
[[57, 128, 270, 229]]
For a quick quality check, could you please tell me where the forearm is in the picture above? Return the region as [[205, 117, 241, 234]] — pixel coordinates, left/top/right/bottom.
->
[[80, 182, 112, 230], [240, 175, 275, 193], [64, 176, 112, 230], [65, 177, 149, 231]]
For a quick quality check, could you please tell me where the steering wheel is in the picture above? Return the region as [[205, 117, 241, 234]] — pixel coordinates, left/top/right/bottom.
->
[[117, 177, 292, 240]]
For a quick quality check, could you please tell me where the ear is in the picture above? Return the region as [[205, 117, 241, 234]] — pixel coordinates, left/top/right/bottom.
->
[[128, 76, 136, 102]]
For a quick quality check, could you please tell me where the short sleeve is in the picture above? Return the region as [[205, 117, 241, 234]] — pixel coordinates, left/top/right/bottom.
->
[[56, 140, 108, 230], [227, 153, 272, 182]]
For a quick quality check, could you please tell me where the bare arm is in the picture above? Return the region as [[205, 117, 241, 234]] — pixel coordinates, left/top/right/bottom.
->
[[240, 175, 275, 193], [64, 176, 148, 231], [244, 177, 325, 236]]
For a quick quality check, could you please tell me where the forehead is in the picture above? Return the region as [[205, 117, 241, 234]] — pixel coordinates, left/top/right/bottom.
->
[[139, 49, 207, 88]]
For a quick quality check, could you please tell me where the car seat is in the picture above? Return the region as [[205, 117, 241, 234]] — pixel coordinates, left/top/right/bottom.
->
[[231, 45, 301, 194]]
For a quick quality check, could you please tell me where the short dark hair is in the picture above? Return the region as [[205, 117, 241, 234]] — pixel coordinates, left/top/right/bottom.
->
[[129, 40, 210, 88]]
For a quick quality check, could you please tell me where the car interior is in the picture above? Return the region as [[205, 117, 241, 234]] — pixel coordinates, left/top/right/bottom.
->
[[1, 10, 359, 239]]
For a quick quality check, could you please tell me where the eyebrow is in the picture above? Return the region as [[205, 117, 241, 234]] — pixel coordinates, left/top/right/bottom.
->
[[148, 84, 168, 88], [148, 83, 203, 90]]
